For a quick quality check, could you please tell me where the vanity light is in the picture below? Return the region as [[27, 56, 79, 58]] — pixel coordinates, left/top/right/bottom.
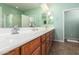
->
[[47, 11, 51, 16], [16, 6, 18, 8], [49, 16, 53, 19], [41, 4, 49, 12]]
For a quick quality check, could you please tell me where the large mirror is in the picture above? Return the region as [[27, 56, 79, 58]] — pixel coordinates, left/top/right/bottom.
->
[[4, 14, 13, 27], [0, 3, 53, 28]]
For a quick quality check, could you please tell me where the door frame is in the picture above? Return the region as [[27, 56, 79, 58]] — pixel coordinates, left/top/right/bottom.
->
[[63, 8, 79, 41]]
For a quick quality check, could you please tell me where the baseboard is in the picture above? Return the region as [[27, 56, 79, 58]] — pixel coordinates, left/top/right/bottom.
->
[[67, 39, 79, 43], [53, 39, 79, 43], [53, 39, 64, 42]]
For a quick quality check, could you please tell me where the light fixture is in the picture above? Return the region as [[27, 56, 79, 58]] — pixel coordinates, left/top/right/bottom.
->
[[47, 11, 51, 16], [41, 4, 49, 12], [16, 6, 18, 8], [49, 16, 53, 19]]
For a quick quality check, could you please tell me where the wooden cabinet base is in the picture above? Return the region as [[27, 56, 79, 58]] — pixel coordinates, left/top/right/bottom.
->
[[32, 47, 41, 55], [4, 30, 54, 55], [21, 37, 41, 55], [21, 42, 31, 55], [42, 42, 46, 55]]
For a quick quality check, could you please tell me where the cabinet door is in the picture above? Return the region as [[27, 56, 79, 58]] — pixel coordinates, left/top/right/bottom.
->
[[49, 31, 53, 48], [52, 30, 55, 40], [30, 37, 40, 53], [42, 42, 46, 55], [50, 30, 55, 46], [32, 47, 41, 55], [41, 34, 46, 55], [41, 34, 46, 43], [45, 32, 50, 54], [46, 40, 50, 54], [5, 48, 20, 55], [21, 42, 31, 55], [21, 37, 41, 55]]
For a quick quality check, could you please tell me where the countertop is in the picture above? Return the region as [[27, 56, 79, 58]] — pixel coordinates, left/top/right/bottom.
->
[[0, 27, 54, 55]]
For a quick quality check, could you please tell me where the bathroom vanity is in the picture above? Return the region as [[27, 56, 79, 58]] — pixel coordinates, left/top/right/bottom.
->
[[0, 27, 54, 55]]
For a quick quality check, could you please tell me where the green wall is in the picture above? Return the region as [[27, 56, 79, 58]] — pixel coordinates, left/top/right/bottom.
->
[[49, 3, 79, 41]]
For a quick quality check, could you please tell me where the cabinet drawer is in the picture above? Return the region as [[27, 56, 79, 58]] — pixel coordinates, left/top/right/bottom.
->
[[30, 37, 41, 53], [32, 47, 41, 55], [5, 48, 20, 55]]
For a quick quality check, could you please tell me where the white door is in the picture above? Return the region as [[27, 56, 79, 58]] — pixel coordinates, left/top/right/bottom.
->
[[64, 9, 79, 40], [22, 15, 30, 27]]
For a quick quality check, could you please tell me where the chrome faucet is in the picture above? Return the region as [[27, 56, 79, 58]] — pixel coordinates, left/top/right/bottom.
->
[[11, 25, 19, 34]]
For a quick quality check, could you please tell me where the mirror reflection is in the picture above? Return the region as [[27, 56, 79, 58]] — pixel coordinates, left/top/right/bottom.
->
[[0, 3, 53, 28]]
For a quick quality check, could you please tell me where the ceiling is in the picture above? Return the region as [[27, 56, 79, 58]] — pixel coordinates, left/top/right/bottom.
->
[[5, 3, 42, 11], [5, 3, 53, 11]]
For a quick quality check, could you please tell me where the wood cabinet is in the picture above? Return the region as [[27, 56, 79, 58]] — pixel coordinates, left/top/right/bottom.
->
[[5, 48, 20, 55], [49, 30, 54, 47], [30, 37, 41, 53], [21, 37, 41, 55], [41, 34, 46, 43], [45, 32, 50, 54], [41, 30, 54, 55], [41, 42, 46, 55], [32, 47, 41, 55], [4, 30, 54, 55], [44, 30, 54, 55], [21, 42, 31, 55], [41, 34, 46, 55]]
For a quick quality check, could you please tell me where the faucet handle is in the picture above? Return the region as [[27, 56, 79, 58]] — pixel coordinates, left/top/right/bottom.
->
[[14, 25, 18, 28], [11, 25, 19, 34]]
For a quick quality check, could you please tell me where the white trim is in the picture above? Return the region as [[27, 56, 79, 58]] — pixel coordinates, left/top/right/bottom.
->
[[63, 8, 79, 41], [67, 39, 79, 43], [54, 39, 64, 42], [64, 8, 79, 12], [54, 39, 79, 43], [62, 10, 65, 42]]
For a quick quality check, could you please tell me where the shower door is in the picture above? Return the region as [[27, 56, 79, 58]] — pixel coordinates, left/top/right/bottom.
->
[[64, 9, 79, 40]]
